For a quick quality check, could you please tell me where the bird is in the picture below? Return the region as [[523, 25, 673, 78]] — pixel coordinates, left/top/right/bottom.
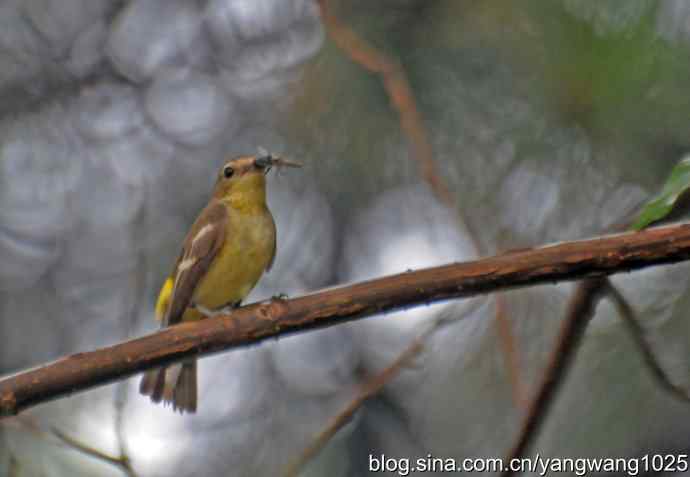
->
[[140, 153, 301, 413]]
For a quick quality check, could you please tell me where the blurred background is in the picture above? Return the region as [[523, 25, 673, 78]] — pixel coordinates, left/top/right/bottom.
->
[[3, 0, 690, 475]]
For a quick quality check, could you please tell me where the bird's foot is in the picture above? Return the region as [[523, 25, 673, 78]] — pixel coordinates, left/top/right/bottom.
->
[[271, 293, 289, 301]]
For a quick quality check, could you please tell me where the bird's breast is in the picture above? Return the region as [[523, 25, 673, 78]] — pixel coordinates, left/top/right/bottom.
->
[[193, 206, 275, 309]]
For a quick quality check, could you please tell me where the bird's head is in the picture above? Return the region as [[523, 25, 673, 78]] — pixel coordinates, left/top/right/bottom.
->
[[214, 153, 302, 204]]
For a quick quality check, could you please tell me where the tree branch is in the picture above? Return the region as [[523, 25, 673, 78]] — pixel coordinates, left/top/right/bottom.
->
[[3, 223, 690, 417], [284, 323, 429, 477], [284, 307, 469, 477], [316, 0, 455, 207], [606, 282, 690, 402], [501, 278, 607, 476], [51, 427, 138, 477]]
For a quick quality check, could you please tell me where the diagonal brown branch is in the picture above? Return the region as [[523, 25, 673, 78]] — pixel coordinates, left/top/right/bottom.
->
[[284, 309, 466, 477], [605, 283, 690, 402], [501, 278, 607, 477], [501, 276, 690, 477], [316, 0, 454, 207], [495, 294, 528, 410], [51, 427, 138, 477], [284, 327, 428, 477], [317, 0, 523, 418], [4, 414, 138, 477], [2, 223, 690, 418]]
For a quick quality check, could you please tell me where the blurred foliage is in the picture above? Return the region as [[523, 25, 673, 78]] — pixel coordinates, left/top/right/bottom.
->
[[632, 156, 690, 230]]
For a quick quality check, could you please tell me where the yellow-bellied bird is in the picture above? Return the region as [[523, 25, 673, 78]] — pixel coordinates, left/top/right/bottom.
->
[[140, 154, 301, 413]]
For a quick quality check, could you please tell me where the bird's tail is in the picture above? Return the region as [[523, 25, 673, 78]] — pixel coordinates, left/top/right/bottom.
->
[[139, 360, 197, 414]]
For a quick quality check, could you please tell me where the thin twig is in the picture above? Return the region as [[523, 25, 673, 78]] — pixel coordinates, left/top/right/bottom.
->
[[501, 268, 689, 473], [284, 331, 426, 477], [4, 414, 136, 477], [113, 386, 137, 476], [499, 210, 646, 470], [605, 282, 690, 402], [285, 315, 468, 477], [501, 278, 608, 477], [316, 0, 454, 207], [284, 310, 469, 477], [3, 223, 690, 417], [318, 0, 514, 417], [51, 427, 137, 477], [495, 294, 528, 410]]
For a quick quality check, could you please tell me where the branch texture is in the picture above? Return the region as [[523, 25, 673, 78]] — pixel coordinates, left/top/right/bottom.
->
[[3, 223, 690, 417]]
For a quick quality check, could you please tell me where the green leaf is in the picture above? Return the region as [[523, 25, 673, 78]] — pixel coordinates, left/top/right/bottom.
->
[[631, 156, 690, 231]]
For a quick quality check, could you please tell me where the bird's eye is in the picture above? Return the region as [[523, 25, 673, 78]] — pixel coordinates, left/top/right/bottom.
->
[[223, 166, 234, 178]]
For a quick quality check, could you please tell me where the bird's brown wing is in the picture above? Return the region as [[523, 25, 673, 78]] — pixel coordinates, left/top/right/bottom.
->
[[265, 211, 277, 272], [163, 200, 228, 327]]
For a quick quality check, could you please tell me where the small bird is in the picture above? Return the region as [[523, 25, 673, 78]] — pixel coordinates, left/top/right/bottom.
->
[[140, 153, 301, 413]]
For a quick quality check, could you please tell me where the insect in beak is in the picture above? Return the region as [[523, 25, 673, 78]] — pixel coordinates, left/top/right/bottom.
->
[[255, 154, 303, 174]]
